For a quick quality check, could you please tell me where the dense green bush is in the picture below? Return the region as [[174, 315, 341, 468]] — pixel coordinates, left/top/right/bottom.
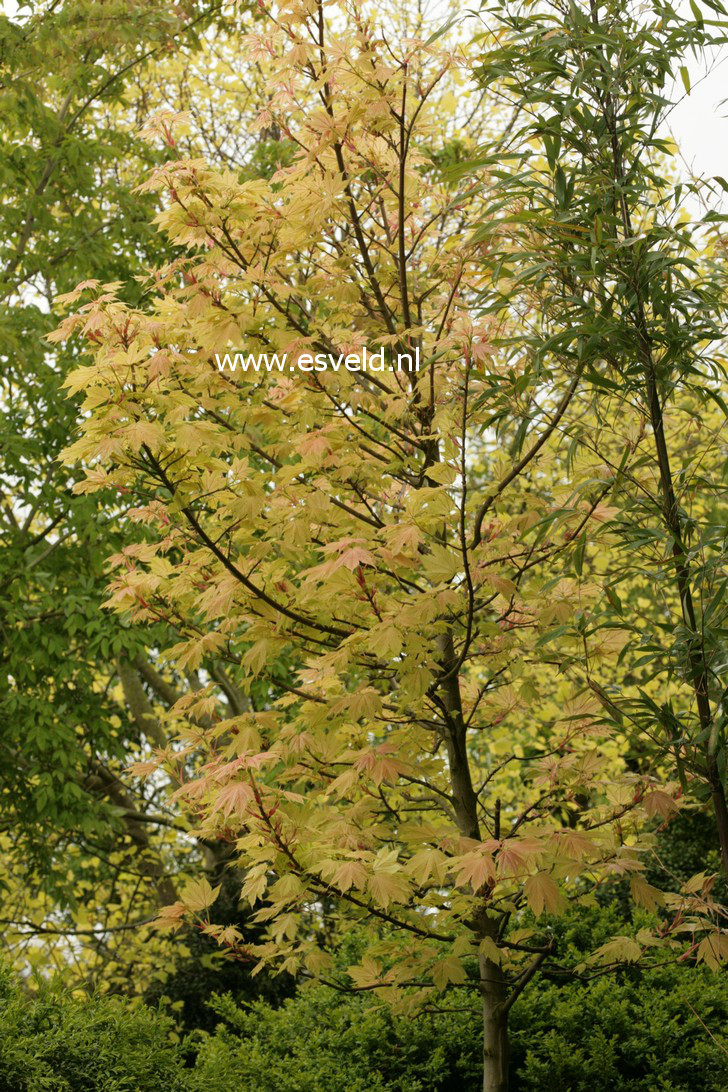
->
[[0, 965, 187, 1091], [509, 902, 728, 1090], [511, 965, 728, 1092], [190, 987, 480, 1092]]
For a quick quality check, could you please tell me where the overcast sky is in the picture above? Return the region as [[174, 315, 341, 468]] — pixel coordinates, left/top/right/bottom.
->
[[664, 33, 728, 184]]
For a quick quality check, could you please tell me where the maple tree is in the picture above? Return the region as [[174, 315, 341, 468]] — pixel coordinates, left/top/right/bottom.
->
[[51, 0, 728, 1088]]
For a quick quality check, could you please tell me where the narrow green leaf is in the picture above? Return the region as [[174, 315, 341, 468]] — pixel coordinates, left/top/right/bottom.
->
[[424, 14, 460, 47]]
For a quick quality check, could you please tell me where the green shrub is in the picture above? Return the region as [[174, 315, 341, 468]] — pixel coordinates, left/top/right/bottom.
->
[[509, 903, 728, 1090], [190, 987, 480, 1092], [511, 962, 728, 1091], [0, 964, 187, 1091]]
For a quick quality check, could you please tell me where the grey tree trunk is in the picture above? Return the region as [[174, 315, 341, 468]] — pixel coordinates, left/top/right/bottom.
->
[[435, 631, 510, 1090], [480, 945, 509, 1092]]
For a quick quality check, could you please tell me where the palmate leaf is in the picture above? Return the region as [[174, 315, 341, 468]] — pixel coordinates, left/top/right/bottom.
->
[[366, 872, 412, 910], [524, 871, 565, 917], [432, 955, 468, 992], [592, 936, 643, 965], [181, 877, 221, 913]]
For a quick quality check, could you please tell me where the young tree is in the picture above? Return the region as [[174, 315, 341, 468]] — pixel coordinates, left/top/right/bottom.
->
[[56, 1, 715, 1086]]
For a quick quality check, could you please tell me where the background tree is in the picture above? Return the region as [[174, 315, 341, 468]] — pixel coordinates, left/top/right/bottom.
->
[[0, 0, 289, 1016], [471, 0, 728, 900]]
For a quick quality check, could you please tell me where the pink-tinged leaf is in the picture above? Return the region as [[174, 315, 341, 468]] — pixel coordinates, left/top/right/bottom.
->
[[643, 790, 680, 818], [453, 851, 496, 892], [211, 781, 254, 819], [553, 830, 594, 860], [497, 838, 543, 877], [156, 901, 186, 923]]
